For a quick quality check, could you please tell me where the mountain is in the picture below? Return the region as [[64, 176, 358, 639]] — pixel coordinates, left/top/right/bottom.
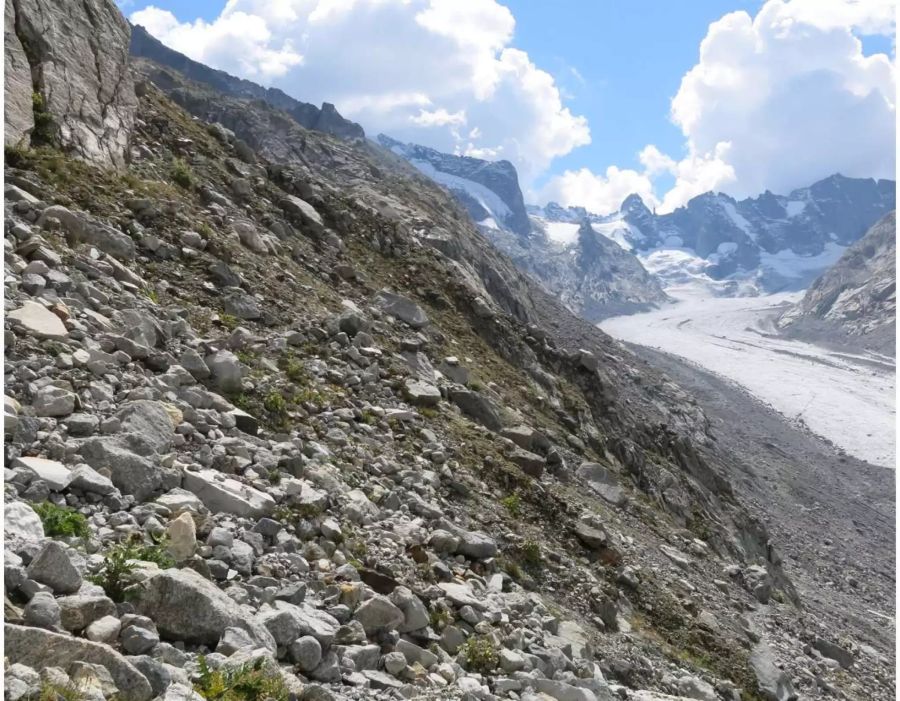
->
[[129, 24, 364, 141], [778, 211, 896, 354], [376, 134, 531, 236], [381, 136, 668, 320], [537, 175, 895, 295], [3, 3, 894, 701]]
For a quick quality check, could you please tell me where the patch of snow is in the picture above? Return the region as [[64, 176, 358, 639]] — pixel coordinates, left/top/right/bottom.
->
[[590, 221, 635, 251], [544, 221, 580, 245], [600, 291, 895, 468], [721, 201, 757, 242], [785, 200, 806, 217], [408, 159, 511, 222], [758, 242, 846, 280], [478, 217, 500, 230]]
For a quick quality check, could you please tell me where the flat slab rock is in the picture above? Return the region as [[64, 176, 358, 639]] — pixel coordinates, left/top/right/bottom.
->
[[11, 456, 71, 490], [183, 469, 275, 518], [5, 623, 153, 701], [8, 301, 68, 338]]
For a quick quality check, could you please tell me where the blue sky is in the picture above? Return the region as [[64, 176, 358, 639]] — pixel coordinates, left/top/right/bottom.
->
[[126, 0, 895, 213]]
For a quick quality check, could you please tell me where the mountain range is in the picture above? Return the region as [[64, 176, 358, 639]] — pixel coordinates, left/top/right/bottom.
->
[[383, 136, 895, 320]]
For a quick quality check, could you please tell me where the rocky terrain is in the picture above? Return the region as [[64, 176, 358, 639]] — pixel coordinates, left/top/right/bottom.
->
[[777, 212, 896, 355], [3, 3, 895, 701]]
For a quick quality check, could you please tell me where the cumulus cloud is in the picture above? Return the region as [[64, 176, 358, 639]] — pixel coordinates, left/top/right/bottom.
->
[[130, 0, 590, 181], [540, 167, 659, 216], [544, 0, 895, 214]]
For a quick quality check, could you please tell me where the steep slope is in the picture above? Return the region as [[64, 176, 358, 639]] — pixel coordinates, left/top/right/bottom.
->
[[538, 175, 896, 295], [2, 5, 894, 701], [129, 24, 364, 141], [778, 211, 896, 354]]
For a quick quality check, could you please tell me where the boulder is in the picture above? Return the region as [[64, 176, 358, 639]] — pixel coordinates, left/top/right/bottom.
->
[[27, 540, 82, 594], [130, 568, 274, 650], [33, 386, 77, 417], [5, 624, 152, 701], [5, 501, 44, 540], [11, 456, 71, 490], [206, 350, 243, 394], [402, 379, 440, 407], [8, 302, 68, 339], [75, 436, 164, 502], [576, 463, 626, 506], [449, 388, 503, 431], [750, 643, 796, 701], [375, 290, 428, 328], [354, 594, 404, 635], [183, 469, 275, 518], [116, 401, 175, 454]]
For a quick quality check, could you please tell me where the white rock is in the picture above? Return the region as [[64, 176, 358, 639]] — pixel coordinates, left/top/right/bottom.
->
[[12, 456, 72, 490], [183, 469, 275, 518], [4, 501, 44, 540], [8, 302, 67, 338]]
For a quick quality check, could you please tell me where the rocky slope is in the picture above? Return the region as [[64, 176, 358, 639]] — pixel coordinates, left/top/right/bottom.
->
[[778, 212, 896, 354], [536, 175, 896, 294], [129, 25, 364, 142], [3, 4, 894, 701]]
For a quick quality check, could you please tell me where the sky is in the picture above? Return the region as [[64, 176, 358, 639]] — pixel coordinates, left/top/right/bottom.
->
[[122, 0, 896, 214]]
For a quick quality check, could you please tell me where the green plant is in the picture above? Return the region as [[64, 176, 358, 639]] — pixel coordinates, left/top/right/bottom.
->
[[521, 538, 542, 569], [143, 287, 159, 303], [263, 391, 288, 415], [500, 493, 521, 517], [38, 682, 84, 701], [218, 313, 239, 330], [279, 355, 307, 383], [90, 535, 174, 601], [31, 502, 90, 539], [170, 158, 194, 189], [267, 469, 282, 484], [429, 608, 452, 631], [236, 350, 258, 365], [31, 92, 57, 146], [460, 636, 499, 672], [194, 655, 289, 701]]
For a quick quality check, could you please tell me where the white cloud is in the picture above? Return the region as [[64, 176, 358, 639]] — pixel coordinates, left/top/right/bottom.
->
[[545, 0, 895, 214], [130, 0, 589, 182], [541, 166, 659, 216]]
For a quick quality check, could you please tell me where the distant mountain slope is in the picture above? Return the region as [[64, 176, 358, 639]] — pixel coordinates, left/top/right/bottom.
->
[[777, 211, 896, 354], [380, 135, 668, 320], [535, 175, 896, 295], [376, 134, 531, 236], [129, 24, 364, 140]]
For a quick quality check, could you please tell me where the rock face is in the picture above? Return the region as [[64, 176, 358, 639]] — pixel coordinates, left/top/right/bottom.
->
[[129, 24, 364, 140], [494, 219, 670, 321], [5, 0, 136, 166], [778, 211, 896, 354]]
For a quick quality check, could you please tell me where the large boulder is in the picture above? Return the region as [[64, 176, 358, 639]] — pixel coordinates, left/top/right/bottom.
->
[[116, 401, 175, 454], [4, 501, 44, 540], [5, 624, 153, 701], [75, 435, 164, 502], [375, 290, 429, 328], [5, 0, 136, 166], [750, 643, 796, 701], [8, 301, 68, 339], [183, 469, 275, 518], [576, 462, 626, 507], [130, 568, 274, 650], [448, 388, 503, 431]]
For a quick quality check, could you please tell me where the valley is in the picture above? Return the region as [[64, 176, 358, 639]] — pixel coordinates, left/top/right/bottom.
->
[[601, 290, 896, 468]]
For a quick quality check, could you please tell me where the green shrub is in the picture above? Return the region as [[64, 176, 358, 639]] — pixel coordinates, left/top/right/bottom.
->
[[194, 655, 289, 701], [460, 636, 499, 672], [170, 158, 194, 189], [500, 493, 521, 517], [31, 92, 57, 146], [31, 502, 90, 539], [90, 535, 174, 601], [521, 538, 542, 569], [218, 313, 239, 330], [263, 391, 287, 415], [38, 682, 83, 701], [279, 355, 307, 383]]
